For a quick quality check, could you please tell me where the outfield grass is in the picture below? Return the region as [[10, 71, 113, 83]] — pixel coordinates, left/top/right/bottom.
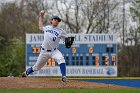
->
[[0, 88, 140, 93]]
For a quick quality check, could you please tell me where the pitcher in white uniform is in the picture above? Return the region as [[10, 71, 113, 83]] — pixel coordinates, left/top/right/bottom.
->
[[22, 10, 67, 82]]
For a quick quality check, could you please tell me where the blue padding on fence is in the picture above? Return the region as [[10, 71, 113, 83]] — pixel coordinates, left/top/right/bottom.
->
[[84, 80, 140, 88]]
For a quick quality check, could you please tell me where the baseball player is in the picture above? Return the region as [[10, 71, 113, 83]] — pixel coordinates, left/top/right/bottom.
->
[[22, 10, 74, 82]]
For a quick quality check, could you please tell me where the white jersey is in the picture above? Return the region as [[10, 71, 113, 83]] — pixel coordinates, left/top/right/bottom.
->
[[41, 25, 67, 50]]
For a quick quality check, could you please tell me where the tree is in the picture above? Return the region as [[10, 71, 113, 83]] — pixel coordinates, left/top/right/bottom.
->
[[0, 2, 39, 76], [130, 0, 140, 33], [129, 0, 140, 76], [129, 0, 140, 46], [0, 3, 21, 48], [52, 0, 120, 34]]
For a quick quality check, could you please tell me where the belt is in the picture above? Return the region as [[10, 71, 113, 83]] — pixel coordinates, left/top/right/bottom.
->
[[41, 48, 56, 52]]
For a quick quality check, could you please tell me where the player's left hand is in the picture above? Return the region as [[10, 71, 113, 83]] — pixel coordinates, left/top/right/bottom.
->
[[65, 37, 74, 48]]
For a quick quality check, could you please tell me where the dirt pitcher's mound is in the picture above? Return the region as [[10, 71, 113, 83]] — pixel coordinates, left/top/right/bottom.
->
[[0, 77, 128, 89]]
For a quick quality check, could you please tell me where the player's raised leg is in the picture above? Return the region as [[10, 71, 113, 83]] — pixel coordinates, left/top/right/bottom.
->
[[22, 50, 50, 77]]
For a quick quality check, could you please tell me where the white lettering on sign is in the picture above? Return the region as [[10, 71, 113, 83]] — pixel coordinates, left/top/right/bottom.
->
[[26, 34, 117, 44], [27, 66, 117, 76], [67, 68, 81, 74], [26, 34, 44, 44], [73, 34, 113, 42], [29, 56, 38, 60]]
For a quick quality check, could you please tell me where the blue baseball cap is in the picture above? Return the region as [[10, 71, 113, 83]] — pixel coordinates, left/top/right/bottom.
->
[[52, 16, 61, 22]]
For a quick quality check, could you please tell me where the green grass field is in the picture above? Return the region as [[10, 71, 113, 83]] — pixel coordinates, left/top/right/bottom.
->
[[0, 88, 140, 93]]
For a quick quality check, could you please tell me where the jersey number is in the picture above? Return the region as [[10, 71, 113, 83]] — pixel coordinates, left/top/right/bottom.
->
[[53, 37, 56, 42]]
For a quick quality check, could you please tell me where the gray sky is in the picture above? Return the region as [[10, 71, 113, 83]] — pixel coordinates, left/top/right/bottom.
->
[[0, 0, 14, 3], [0, 0, 6, 3]]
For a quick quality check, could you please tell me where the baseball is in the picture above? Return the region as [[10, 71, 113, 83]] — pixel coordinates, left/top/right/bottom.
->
[[41, 10, 45, 13]]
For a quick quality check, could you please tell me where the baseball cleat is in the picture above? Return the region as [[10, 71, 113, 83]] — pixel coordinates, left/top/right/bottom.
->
[[22, 71, 28, 77], [62, 77, 68, 82]]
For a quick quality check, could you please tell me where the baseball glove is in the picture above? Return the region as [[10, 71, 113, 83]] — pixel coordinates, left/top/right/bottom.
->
[[65, 37, 74, 48]]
